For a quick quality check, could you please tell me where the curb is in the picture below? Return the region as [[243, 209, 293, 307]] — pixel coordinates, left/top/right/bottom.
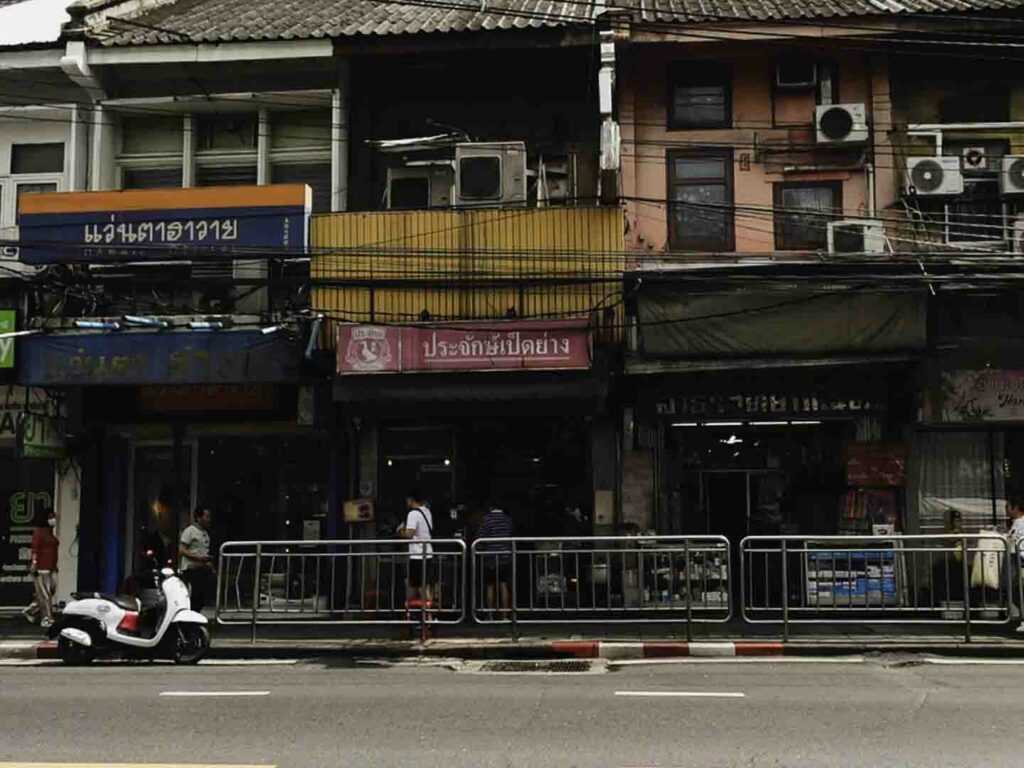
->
[[552, 641, 785, 660], [9, 637, 1024, 662]]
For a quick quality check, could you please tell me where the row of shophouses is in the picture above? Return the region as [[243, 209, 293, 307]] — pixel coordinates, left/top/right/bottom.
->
[[1, 0, 1023, 607]]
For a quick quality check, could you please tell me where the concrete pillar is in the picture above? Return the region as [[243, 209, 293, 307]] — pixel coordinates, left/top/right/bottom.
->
[[591, 415, 618, 533], [54, 460, 81, 603], [332, 62, 350, 213]]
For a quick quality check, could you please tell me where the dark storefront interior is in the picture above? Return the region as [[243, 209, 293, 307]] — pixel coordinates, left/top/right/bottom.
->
[[377, 418, 592, 538]]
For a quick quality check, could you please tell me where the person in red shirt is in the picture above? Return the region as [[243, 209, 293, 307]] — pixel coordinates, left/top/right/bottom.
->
[[23, 508, 59, 629]]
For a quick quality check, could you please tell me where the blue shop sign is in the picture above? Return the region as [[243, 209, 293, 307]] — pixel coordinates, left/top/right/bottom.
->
[[19, 330, 302, 386], [17, 184, 310, 265]]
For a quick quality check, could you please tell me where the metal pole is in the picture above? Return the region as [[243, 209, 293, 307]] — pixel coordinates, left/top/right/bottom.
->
[[511, 540, 519, 640], [251, 543, 262, 645], [962, 535, 971, 643], [684, 538, 693, 643], [781, 540, 789, 643], [420, 557, 427, 643]]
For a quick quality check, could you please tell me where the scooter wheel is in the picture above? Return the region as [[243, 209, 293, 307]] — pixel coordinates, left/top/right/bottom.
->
[[58, 636, 94, 666], [173, 624, 210, 665]]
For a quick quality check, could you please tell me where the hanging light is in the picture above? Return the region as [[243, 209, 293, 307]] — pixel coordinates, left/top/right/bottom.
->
[[123, 315, 171, 329], [189, 319, 228, 330], [74, 319, 122, 331]]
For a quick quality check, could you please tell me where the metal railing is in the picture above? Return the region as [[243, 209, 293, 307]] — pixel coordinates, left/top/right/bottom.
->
[[216, 539, 467, 640], [470, 535, 731, 636], [741, 534, 1013, 641]]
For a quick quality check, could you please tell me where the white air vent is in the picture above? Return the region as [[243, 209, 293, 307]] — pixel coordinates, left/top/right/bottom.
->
[[455, 142, 527, 208], [827, 219, 887, 255], [906, 157, 964, 197], [1000, 155, 1024, 196], [814, 103, 868, 145], [961, 147, 990, 174], [386, 163, 454, 209]]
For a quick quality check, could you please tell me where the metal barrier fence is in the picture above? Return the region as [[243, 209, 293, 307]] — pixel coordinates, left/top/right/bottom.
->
[[216, 539, 467, 640], [741, 534, 1013, 641], [470, 535, 731, 636]]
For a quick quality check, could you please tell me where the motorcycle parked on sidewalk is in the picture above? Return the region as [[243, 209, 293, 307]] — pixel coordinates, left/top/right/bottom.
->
[[47, 552, 210, 665]]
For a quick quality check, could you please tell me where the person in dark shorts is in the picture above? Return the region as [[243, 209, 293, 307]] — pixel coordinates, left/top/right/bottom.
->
[[477, 505, 515, 614], [397, 490, 435, 605]]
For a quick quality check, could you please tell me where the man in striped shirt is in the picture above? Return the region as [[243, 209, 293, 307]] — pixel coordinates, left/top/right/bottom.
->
[[476, 506, 515, 614]]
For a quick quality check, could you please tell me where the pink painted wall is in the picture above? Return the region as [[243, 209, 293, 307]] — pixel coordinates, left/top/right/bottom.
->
[[620, 44, 890, 256]]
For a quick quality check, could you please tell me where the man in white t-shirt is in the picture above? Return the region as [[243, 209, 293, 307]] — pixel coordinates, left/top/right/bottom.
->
[[398, 490, 435, 604], [1008, 498, 1024, 631]]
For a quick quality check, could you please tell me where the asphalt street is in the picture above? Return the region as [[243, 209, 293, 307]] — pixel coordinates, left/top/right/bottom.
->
[[0, 657, 1020, 767]]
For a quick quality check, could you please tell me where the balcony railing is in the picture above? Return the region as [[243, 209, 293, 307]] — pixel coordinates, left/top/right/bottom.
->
[[310, 207, 625, 344]]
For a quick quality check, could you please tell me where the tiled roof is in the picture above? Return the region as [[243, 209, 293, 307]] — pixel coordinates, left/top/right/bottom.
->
[[90, 0, 597, 46], [638, 0, 1024, 22], [86, 0, 1024, 46]]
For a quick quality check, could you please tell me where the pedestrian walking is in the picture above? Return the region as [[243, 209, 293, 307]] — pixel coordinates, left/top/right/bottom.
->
[[397, 490, 434, 606], [476, 504, 515, 615], [23, 507, 59, 629], [179, 506, 215, 613]]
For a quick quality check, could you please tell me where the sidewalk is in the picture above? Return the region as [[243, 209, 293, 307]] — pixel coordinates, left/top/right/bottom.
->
[[3, 614, 1024, 661]]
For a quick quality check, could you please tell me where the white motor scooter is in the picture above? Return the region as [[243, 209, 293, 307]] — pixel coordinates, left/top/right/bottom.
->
[[48, 553, 210, 665]]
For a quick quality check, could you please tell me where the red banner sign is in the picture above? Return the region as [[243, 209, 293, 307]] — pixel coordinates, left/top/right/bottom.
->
[[336, 320, 591, 374]]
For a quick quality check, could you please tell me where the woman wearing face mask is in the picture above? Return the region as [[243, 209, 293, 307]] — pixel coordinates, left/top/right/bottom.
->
[[23, 508, 59, 629]]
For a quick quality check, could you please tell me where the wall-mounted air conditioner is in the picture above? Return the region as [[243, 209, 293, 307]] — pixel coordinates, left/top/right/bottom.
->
[[827, 219, 887, 255], [814, 103, 868, 145], [455, 142, 527, 208], [386, 163, 454, 210], [1000, 156, 1024, 196], [906, 156, 964, 196]]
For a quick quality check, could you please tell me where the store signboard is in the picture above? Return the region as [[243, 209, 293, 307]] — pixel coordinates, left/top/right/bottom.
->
[[844, 443, 907, 487], [19, 330, 301, 386], [0, 387, 57, 445], [0, 460, 54, 609], [654, 393, 884, 420], [336, 319, 591, 374], [17, 184, 310, 264], [0, 310, 14, 369], [933, 369, 1024, 422]]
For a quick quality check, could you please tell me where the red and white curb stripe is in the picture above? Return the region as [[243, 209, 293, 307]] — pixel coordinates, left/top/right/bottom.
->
[[551, 641, 785, 660]]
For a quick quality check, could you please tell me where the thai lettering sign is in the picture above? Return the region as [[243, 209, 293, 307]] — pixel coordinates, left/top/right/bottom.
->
[[17, 184, 310, 264], [0, 460, 53, 608], [336, 319, 591, 374], [932, 369, 1024, 422], [0, 310, 14, 369], [19, 330, 301, 386], [654, 394, 883, 419]]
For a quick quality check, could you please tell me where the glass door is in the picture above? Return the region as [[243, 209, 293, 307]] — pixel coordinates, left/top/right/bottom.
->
[[129, 443, 195, 571]]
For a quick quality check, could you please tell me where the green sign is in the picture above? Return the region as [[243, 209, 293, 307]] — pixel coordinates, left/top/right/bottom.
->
[[21, 413, 64, 459], [0, 310, 13, 369]]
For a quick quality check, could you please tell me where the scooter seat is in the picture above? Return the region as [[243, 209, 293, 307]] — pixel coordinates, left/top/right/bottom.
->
[[71, 592, 140, 612]]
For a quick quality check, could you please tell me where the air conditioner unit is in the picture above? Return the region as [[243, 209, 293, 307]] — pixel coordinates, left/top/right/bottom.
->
[[827, 219, 887, 255], [961, 146, 990, 174], [386, 163, 454, 209], [906, 156, 964, 196], [814, 103, 868, 145], [1000, 155, 1024, 195], [775, 60, 817, 90], [455, 141, 527, 207]]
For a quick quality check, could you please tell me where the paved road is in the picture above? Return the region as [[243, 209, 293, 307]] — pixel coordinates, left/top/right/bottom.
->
[[0, 657, 1020, 767]]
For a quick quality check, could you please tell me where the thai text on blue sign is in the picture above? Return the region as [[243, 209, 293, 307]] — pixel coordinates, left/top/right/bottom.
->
[[17, 184, 310, 264]]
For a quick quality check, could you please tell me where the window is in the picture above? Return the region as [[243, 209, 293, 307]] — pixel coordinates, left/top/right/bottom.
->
[[459, 156, 501, 200], [16, 183, 58, 214], [946, 179, 1004, 243], [774, 182, 842, 250], [271, 163, 331, 213], [196, 114, 257, 151], [667, 149, 734, 251], [669, 65, 731, 129], [122, 168, 183, 190], [11, 143, 64, 175]]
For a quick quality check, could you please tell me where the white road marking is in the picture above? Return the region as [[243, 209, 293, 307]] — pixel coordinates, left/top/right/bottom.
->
[[157, 696, 270, 700], [615, 690, 746, 699], [921, 656, 1024, 665], [198, 659, 298, 666], [609, 656, 866, 667]]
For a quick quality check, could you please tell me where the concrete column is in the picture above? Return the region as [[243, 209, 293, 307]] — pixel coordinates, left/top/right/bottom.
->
[[591, 415, 618, 533], [54, 460, 81, 603], [332, 61, 350, 213], [88, 103, 115, 191]]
